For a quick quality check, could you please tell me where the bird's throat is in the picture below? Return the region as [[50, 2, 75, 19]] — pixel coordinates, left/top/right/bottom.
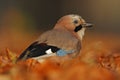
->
[[77, 28, 86, 40]]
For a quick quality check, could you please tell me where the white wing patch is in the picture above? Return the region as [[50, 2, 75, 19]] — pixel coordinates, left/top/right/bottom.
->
[[46, 49, 53, 54]]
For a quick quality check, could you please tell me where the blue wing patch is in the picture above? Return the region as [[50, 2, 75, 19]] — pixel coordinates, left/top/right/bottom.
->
[[56, 49, 75, 56]]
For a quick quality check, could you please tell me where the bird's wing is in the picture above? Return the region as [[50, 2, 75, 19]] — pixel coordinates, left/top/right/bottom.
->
[[17, 29, 81, 61], [17, 41, 60, 61], [37, 29, 81, 56]]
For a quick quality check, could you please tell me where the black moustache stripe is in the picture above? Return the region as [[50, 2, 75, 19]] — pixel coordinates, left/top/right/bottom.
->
[[74, 25, 82, 32]]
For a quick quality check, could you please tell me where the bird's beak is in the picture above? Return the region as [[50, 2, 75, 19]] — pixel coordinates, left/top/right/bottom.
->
[[82, 23, 93, 28]]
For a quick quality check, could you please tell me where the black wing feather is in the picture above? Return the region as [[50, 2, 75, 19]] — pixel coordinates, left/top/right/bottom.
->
[[17, 41, 59, 61]]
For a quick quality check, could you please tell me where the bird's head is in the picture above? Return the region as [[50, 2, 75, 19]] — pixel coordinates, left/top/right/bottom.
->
[[54, 14, 93, 40]]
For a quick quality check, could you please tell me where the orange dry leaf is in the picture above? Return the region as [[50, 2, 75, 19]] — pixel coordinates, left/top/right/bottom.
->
[[88, 66, 115, 80], [6, 48, 17, 63], [0, 55, 12, 73]]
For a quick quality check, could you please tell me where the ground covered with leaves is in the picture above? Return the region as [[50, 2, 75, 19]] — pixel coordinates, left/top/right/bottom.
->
[[0, 32, 120, 80]]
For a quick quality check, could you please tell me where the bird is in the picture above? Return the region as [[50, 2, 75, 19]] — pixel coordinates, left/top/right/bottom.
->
[[17, 14, 93, 61]]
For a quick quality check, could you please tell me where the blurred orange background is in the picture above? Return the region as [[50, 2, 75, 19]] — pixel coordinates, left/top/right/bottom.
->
[[0, 1, 120, 80]]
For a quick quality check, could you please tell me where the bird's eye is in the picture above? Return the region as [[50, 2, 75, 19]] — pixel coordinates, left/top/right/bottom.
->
[[73, 20, 78, 24]]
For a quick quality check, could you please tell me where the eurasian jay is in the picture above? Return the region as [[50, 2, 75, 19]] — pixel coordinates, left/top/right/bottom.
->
[[17, 14, 93, 61]]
